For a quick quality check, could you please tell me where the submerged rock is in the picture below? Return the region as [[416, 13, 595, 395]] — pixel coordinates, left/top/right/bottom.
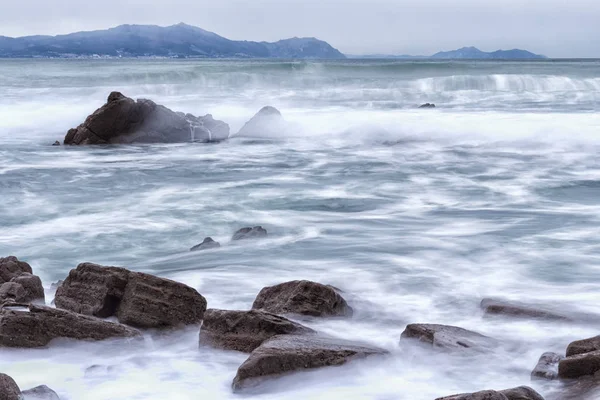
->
[[237, 106, 287, 137], [481, 298, 570, 321], [559, 350, 600, 379], [0, 373, 21, 400], [0, 303, 140, 348], [190, 237, 221, 251], [200, 309, 315, 353], [400, 323, 496, 352], [419, 103, 436, 109], [232, 226, 268, 241], [437, 386, 544, 400], [232, 334, 387, 392], [252, 280, 353, 318], [531, 352, 563, 380], [55, 262, 207, 328], [63, 91, 229, 145], [22, 385, 61, 400]]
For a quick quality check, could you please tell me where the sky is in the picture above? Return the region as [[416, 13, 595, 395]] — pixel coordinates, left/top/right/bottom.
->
[[1, 0, 599, 58]]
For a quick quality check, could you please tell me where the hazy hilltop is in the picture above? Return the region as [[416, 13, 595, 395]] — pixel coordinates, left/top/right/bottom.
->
[[0, 23, 346, 59], [351, 46, 546, 60]]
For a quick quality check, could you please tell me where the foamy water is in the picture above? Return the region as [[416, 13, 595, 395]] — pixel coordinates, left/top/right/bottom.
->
[[0, 59, 600, 400]]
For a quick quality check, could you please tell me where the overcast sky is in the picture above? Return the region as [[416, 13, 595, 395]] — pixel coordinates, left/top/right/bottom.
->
[[1, 0, 599, 57]]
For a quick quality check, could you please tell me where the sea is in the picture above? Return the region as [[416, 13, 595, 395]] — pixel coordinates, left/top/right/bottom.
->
[[0, 58, 600, 399]]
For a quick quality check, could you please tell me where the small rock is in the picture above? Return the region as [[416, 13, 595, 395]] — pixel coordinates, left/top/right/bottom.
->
[[567, 336, 600, 357], [419, 103, 436, 109], [252, 280, 353, 318], [22, 385, 60, 400], [0, 256, 33, 283], [400, 323, 496, 352], [190, 237, 220, 252], [237, 106, 286, 137], [559, 350, 600, 379], [232, 226, 267, 241], [531, 352, 563, 380], [232, 335, 387, 392], [199, 309, 315, 353], [52, 141, 60, 146], [0, 303, 140, 348], [481, 298, 570, 321], [437, 386, 544, 400], [0, 373, 21, 400]]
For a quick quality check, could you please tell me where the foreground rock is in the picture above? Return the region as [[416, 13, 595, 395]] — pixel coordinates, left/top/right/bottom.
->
[[531, 352, 563, 380], [22, 385, 60, 400], [237, 106, 287, 137], [0, 256, 45, 303], [190, 237, 221, 251], [232, 226, 268, 241], [64, 91, 229, 145], [252, 280, 353, 318], [567, 335, 600, 357], [232, 335, 387, 391], [55, 263, 207, 328], [401, 323, 496, 352], [199, 309, 315, 352], [437, 386, 544, 400], [559, 350, 600, 379], [0, 373, 21, 400], [0, 256, 33, 282], [0, 304, 140, 348], [481, 298, 570, 321]]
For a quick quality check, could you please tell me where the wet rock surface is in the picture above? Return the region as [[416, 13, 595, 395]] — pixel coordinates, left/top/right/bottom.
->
[[531, 352, 563, 380], [559, 349, 600, 379], [232, 334, 387, 392], [0, 303, 140, 347], [437, 386, 544, 400], [400, 323, 496, 351], [252, 280, 353, 317], [199, 309, 315, 353], [232, 226, 268, 241], [481, 298, 570, 321], [22, 385, 61, 400], [63, 91, 229, 145], [567, 335, 600, 357], [0, 373, 22, 400], [55, 263, 207, 328], [190, 237, 221, 251]]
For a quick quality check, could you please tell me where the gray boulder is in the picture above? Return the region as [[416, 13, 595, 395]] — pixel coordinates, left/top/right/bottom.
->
[[232, 335, 387, 392], [0, 373, 21, 400], [9, 274, 45, 303], [54, 263, 207, 329], [22, 385, 60, 400], [64, 92, 229, 145], [531, 352, 563, 380], [237, 106, 286, 137], [0, 304, 140, 348], [232, 226, 268, 241], [252, 280, 353, 318], [559, 350, 600, 379], [199, 309, 315, 353], [481, 298, 570, 321], [567, 336, 600, 357], [400, 323, 496, 352], [0, 257, 45, 304], [437, 386, 544, 400], [0, 256, 33, 283], [190, 237, 221, 252]]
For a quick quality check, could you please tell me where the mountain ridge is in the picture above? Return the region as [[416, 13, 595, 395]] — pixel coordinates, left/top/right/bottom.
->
[[351, 46, 546, 60]]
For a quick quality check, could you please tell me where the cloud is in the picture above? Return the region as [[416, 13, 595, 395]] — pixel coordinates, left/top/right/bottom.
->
[[1, 0, 599, 57]]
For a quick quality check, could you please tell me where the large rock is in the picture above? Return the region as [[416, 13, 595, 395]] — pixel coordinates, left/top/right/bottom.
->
[[567, 336, 600, 357], [251, 280, 353, 318], [559, 350, 600, 379], [0, 304, 140, 348], [199, 309, 315, 353], [0, 373, 21, 400], [0, 256, 33, 283], [190, 237, 220, 252], [531, 352, 563, 380], [237, 106, 287, 137], [55, 263, 207, 328], [400, 323, 496, 352], [437, 386, 544, 400], [232, 226, 268, 241], [0, 257, 45, 304], [64, 92, 229, 145], [22, 385, 60, 400], [9, 274, 45, 303], [232, 335, 387, 391], [481, 298, 570, 321]]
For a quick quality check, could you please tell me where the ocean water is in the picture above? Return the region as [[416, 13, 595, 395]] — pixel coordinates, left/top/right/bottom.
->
[[1, 59, 600, 399]]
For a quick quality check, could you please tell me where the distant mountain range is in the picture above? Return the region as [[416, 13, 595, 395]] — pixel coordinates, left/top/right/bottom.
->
[[0, 23, 345, 59], [351, 46, 546, 60]]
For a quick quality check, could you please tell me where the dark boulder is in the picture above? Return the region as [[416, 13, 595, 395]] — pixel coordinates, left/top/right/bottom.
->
[[0, 373, 21, 400], [251, 280, 353, 318], [0, 304, 140, 348], [0, 256, 33, 283], [10, 273, 45, 303], [64, 92, 230, 145], [419, 103, 436, 109], [559, 350, 600, 379], [437, 386, 544, 400], [190, 237, 221, 251], [500, 386, 545, 400], [400, 323, 496, 352], [55, 263, 207, 328], [567, 336, 600, 357], [232, 226, 268, 241], [481, 298, 569, 321], [232, 335, 387, 392], [237, 106, 287, 137], [52, 141, 60, 146], [0, 282, 27, 303], [531, 352, 563, 380], [22, 385, 60, 400], [199, 309, 315, 353]]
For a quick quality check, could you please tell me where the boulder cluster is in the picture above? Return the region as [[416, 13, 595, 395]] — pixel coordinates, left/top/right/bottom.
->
[[1, 249, 599, 399]]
